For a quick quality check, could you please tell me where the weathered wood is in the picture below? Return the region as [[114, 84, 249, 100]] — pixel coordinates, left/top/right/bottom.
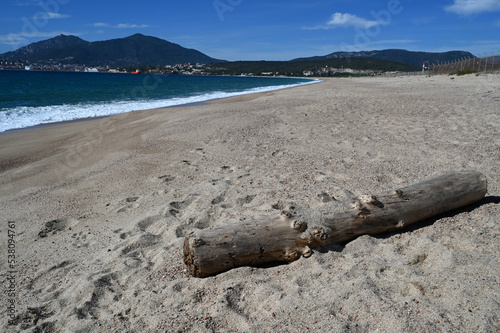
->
[[184, 171, 487, 277]]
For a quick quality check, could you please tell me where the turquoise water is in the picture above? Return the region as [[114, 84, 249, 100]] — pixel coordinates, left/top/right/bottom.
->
[[0, 70, 318, 132]]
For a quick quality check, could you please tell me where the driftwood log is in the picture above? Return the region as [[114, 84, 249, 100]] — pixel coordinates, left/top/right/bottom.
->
[[184, 171, 487, 277]]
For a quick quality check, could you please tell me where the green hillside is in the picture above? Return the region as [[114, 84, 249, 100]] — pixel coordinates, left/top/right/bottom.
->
[[0, 34, 225, 67]]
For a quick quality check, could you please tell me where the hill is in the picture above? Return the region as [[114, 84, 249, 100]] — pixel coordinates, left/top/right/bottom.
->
[[293, 49, 475, 67], [0, 34, 225, 67], [207, 58, 419, 76], [0, 34, 475, 74]]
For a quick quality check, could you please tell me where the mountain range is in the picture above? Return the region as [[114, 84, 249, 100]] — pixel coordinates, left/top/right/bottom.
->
[[292, 49, 475, 67], [0, 34, 225, 67], [0, 33, 474, 69]]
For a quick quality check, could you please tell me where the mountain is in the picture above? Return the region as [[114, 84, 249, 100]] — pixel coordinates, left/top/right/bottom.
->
[[292, 49, 475, 67], [0, 34, 225, 67], [5, 35, 88, 57], [1, 34, 475, 71]]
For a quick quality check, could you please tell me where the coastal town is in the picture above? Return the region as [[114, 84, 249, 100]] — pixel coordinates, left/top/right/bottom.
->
[[0, 59, 399, 77], [0, 59, 209, 75]]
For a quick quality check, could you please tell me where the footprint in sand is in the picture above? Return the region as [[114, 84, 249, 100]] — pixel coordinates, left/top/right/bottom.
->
[[74, 272, 124, 320], [236, 194, 256, 206], [120, 233, 161, 257], [211, 193, 225, 205], [211, 192, 234, 209], [27, 260, 75, 292], [38, 218, 78, 238], [159, 174, 176, 184], [116, 214, 162, 240], [116, 196, 141, 213], [164, 197, 194, 218], [174, 211, 211, 238], [136, 215, 162, 232], [71, 231, 91, 248], [11, 305, 57, 332], [317, 192, 336, 203], [106, 214, 167, 272]]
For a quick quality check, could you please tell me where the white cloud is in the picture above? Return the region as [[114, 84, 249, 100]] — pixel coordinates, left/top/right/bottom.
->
[[0, 31, 82, 46], [445, 0, 500, 15], [328, 12, 379, 29], [116, 23, 151, 29], [303, 12, 381, 30], [90, 22, 151, 29], [92, 23, 110, 27], [0, 34, 27, 45], [46, 12, 70, 19]]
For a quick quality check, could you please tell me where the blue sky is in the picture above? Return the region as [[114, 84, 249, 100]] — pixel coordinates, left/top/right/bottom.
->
[[1, 0, 499, 61]]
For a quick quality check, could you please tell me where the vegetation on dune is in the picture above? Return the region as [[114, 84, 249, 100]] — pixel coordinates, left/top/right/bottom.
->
[[207, 58, 419, 76], [449, 68, 478, 76]]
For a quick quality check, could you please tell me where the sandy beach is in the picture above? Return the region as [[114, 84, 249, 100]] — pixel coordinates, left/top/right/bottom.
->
[[1, 74, 499, 332]]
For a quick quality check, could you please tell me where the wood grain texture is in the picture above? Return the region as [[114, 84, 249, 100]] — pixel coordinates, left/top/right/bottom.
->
[[184, 171, 487, 277]]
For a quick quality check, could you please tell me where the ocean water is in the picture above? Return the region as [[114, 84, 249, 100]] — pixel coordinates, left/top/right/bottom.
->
[[0, 70, 318, 132]]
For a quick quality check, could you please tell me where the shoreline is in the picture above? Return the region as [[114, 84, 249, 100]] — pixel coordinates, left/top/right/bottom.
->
[[0, 76, 320, 135], [0, 90, 276, 136], [1, 74, 498, 332], [0, 102, 207, 135], [0, 83, 316, 172]]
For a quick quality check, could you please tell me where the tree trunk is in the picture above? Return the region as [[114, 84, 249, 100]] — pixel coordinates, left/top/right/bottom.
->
[[184, 171, 487, 277]]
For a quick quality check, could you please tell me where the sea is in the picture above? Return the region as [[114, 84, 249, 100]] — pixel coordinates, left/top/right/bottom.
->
[[0, 70, 319, 133]]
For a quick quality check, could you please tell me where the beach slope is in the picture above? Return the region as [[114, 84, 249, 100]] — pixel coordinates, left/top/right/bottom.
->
[[1, 74, 499, 332]]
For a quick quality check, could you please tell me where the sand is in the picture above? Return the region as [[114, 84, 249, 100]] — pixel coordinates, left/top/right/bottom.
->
[[1, 73, 499, 332]]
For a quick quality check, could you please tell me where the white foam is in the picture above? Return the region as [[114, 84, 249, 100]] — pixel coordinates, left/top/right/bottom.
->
[[0, 79, 320, 133]]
